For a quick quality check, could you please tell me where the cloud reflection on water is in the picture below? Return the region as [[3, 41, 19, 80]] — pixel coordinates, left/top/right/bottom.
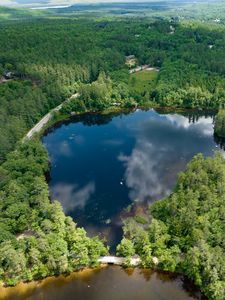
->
[[43, 110, 218, 248], [58, 141, 73, 157], [118, 113, 214, 203], [51, 182, 95, 213], [164, 114, 213, 135]]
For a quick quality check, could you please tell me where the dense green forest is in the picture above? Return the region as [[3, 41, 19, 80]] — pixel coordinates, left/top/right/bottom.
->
[[117, 154, 225, 300], [1, 18, 225, 162], [0, 10, 225, 298], [215, 109, 225, 138], [0, 139, 107, 286]]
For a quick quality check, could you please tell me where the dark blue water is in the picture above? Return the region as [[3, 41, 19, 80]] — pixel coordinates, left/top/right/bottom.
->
[[43, 109, 222, 248]]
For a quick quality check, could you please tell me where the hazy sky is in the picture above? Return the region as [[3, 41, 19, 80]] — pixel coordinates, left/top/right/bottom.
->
[[0, 0, 216, 9], [0, 0, 181, 8], [0, 0, 141, 8]]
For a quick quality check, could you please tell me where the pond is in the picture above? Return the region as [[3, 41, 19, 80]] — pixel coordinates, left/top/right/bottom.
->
[[0, 266, 205, 300], [42, 109, 222, 249], [2, 109, 219, 300]]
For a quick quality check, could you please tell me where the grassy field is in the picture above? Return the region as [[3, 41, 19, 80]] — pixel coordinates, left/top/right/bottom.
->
[[129, 70, 158, 96]]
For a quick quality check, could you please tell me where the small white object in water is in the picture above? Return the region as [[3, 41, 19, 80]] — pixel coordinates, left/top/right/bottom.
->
[[120, 181, 123, 185], [215, 145, 218, 148]]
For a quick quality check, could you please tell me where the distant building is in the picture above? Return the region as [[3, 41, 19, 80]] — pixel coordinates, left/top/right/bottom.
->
[[125, 55, 137, 67], [129, 65, 160, 74], [126, 55, 135, 60], [4, 71, 14, 79], [169, 25, 175, 34]]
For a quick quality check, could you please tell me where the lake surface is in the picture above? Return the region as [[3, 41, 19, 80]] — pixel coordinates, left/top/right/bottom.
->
[[43, 109, 221, 248], [0, 266, 204, 300], [2, 109, 217, 300]]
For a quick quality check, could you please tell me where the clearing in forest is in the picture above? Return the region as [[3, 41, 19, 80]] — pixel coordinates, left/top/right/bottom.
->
[[129, 70, 158, 95]]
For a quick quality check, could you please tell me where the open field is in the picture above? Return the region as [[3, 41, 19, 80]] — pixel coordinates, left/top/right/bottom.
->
[[129, 70, 158, 95]]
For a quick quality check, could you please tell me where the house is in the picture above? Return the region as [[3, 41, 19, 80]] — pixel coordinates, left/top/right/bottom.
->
[[129, 65, 160, 74], [169, 25, 175, 34], [125, 55, 137, 67], [4, 71, 14, 79], [126, 55, 135, 60]]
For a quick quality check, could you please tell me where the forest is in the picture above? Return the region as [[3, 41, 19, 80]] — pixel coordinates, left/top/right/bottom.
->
[[0, 138, 107, 286], [117, 154, 225, 300], [1, 18, 225, 162], [0, 11, 225, 299], [215, 109, 225, 138]]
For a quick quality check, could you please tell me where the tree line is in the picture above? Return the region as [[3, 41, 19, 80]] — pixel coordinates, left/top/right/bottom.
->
[[0, 139, 107, 286], [117, 153, 225, 300], [1, 18, 225, 162], [1, 17, 225, 293]]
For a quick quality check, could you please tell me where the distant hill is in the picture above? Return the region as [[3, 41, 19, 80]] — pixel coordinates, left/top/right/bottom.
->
[[0, 6, 49, 21], [1, 0, 225, 22]]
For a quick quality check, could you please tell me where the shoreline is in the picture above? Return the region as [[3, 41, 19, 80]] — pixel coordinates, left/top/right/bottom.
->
[[0, 264, 204, 299], [22, 89, 217, 143], [38, 104, 217, 141], [11, 101, 215, 296]]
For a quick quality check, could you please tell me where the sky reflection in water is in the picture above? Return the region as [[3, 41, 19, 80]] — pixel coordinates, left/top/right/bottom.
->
[[43, 109, 221, 247]]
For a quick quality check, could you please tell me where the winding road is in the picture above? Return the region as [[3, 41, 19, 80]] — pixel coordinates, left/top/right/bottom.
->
[[25, 93, 79, 139]]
